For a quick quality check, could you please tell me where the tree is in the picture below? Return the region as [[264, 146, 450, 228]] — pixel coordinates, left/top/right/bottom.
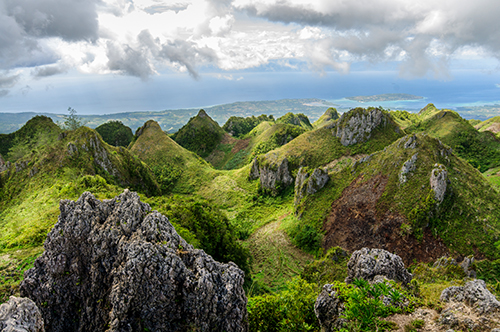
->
[[63, 107, 84, 131]]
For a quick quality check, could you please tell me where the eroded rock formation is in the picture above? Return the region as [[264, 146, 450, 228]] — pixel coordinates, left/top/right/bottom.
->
[[430, 164, 448, 203], [20, 190, 248, 332], [345, 248, 413, 285], [0, 296, 44, 332], [331, 108, 397, 146], [294, 167, 329, 211], [249, 157, 294, 195], [440, 279, 500, 315]]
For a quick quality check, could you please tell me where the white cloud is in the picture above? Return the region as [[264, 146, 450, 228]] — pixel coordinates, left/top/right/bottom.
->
[[1, 0, 500, 94]]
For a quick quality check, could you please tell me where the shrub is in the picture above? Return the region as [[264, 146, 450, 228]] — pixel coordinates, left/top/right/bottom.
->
[[248, 277, 320, 332]]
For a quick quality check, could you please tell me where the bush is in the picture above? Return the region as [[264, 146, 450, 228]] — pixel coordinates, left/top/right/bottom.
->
[[95, 121, 133, 147], [248, 277, 320, 332], [288, 224, 321, 254]]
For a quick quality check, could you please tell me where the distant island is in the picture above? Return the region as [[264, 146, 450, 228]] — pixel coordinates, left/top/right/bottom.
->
[[346, 93, 424, 102]]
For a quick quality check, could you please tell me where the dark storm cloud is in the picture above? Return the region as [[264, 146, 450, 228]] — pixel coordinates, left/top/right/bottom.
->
[[106, 30, 218, 80], [4, 0, 99, 42]]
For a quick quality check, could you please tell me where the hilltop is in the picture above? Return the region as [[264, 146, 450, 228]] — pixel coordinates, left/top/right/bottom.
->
[[2, 105, 500, 331]]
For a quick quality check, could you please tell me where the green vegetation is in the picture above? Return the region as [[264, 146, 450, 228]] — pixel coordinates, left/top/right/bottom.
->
[[336, 278, 416, 331], [223, 114, 275, 138], [313, 107, 339, 128], [248, 277, 320, 332], [0, 115, 61, 159], [3, 105, 500, 330], [61, 107, 85, 131], [276, 112, 313, 130], [95, 120, 133, 147], [172, 109, 226, 158], [147, 195, 251, 282]]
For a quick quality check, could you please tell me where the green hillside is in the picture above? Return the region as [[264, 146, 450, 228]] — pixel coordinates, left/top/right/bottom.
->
[[312, 107, 340, 128], [406, 108, 500, 171], [475, 116, 500, 137], [130, 120, 214, 194], [0, 116, 61, 160], [95, 120, 133, 147], [298, 133, 500, 263], [276, 112, 313, 130], [172, 109, 226, 158]]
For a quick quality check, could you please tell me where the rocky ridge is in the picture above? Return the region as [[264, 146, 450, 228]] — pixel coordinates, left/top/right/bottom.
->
[[20, 190, 248, 332], [331, 108, 399, 146]]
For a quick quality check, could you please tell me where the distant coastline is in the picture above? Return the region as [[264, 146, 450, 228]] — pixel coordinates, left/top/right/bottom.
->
[[346, 93, 424, 103]]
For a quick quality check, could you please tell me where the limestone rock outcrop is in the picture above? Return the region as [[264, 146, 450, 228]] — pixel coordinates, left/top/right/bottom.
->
[[331, 108, 398, 146], [294, 167, 329, 210], [249, 157, 294, 195], [314, 284, 345, 332], [0, 154, 10, 172], [440, 279, 500, 314], [345, 248, 412, 285], [0, 296, 45, 332], [20, 190, 248, 332], [399, 153, 418, 184], [430, 164, 448, 203]]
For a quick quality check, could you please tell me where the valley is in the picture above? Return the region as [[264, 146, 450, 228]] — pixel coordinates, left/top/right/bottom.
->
[[1, 102, 500, 331]]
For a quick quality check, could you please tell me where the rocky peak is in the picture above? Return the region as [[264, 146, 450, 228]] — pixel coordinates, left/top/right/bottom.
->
[[331, 108, 398, 146], [198, 109, 208, 118], [20, 190, 248, 332], [430, 163, 448, 203]]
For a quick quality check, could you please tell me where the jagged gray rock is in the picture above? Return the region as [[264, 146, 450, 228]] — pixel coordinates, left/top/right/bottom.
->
[[402, 134, 417, 149], [249, 157, 293, 195], [345, 248, 412, 285], [0, 296, 45, 332], [430, 164, 448, 202], [331, 108, 395, 146], [440, 279, 500, 314], [15, 161, 28, 173], [314, 284, 345, 332], [460, 257, 477, 278], [399, 153, 418, 184], [0, 154, 9, 172], [294, 167, 329, 210], [20, 190, 248, 332]]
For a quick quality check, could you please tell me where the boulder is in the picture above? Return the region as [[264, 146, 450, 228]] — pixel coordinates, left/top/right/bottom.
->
[[430, 164, 448, 203], [440, 279, 500, 314], [345, 248, 412, 285], [0, 296, 45, 332], [399, 153, 418, 184], [0, 154, 9, 172], [314, 284, 345, 332], [20, 190, 248, 332]]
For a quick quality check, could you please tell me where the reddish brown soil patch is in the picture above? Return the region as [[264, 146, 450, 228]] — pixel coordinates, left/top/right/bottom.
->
[[323, 174, 448, 266], [231, 137, 250, 154]]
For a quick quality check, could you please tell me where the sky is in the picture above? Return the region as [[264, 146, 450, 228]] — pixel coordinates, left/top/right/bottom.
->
[[1, 0, 500, 114]]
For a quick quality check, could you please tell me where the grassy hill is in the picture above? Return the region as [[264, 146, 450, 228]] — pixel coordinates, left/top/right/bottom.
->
[[312, 107, 340, 128], [0, 116, 61, 160], [296, 133, 500, 264], [405, 108, 500, 171], [172, 109, 226, 158], [475, 116, 500, 137]]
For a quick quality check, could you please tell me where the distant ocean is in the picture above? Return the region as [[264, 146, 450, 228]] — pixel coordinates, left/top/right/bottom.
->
[[1, 68, 499, 119]]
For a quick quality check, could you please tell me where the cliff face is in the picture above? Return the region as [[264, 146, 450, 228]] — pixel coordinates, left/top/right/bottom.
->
[[331, 108, 399, 146], [249, 157, 294, 196], [20, 190, 248, 332]]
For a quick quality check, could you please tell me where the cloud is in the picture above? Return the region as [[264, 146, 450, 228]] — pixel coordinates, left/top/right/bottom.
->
[[143, 3, 189, 15], [4, 0, 99, 41], [32, 65, 68, 78], [235, 0, 500, 77], [0, 73, 20, 88], [105, 30, 218, 80], [0, 90, 9, 98]]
